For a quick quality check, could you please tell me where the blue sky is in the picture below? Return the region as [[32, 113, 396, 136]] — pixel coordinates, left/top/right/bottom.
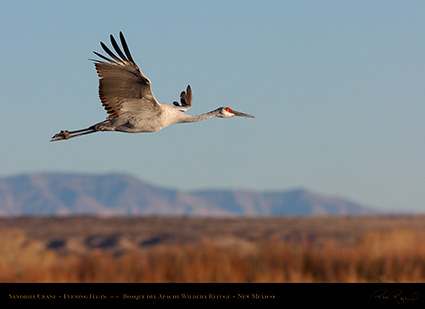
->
[[1, 1, 425, 212]]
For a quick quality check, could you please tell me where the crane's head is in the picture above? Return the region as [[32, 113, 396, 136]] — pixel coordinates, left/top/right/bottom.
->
[[218, 107, 255, 118]]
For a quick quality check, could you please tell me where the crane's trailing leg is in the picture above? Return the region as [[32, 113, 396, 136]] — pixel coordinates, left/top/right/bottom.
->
[[50, 126, 97, 142]]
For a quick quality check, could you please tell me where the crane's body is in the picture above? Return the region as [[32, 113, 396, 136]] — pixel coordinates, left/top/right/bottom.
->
[[51, 32, 254, 142]]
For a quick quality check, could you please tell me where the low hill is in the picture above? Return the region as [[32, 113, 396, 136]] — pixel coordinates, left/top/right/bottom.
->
[[0, 173, 377, 216]]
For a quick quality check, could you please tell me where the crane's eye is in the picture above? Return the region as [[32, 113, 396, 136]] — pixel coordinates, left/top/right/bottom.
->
[[224, 107, 233, 113]]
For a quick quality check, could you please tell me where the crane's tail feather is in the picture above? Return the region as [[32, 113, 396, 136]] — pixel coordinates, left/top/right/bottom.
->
[[50, 127, 96, 142]]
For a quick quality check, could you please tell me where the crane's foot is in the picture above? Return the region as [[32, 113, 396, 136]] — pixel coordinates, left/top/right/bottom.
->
[[51, 130, 70, 142]]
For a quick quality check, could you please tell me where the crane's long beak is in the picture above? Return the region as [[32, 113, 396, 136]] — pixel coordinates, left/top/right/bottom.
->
[[233, 110, 255, 118]]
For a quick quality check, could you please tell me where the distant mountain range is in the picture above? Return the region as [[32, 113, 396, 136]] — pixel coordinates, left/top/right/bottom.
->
[[0, 173, 378, 216]]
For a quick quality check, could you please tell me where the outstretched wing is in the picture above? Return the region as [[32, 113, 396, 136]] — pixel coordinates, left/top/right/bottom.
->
[[173, 85, 192, 112], [91, 32, 160, 119]]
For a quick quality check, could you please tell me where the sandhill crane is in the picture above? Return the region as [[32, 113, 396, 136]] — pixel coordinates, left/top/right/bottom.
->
[[51, 32, 254, 141]]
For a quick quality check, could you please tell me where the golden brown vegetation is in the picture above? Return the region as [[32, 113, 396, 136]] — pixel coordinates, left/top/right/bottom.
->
[[1, 226, 425, 282]]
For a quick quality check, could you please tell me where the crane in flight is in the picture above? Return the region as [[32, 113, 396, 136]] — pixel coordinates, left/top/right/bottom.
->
[[51, 32, 254, 141]]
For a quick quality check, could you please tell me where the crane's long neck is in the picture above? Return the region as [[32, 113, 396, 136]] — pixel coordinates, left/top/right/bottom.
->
[[176, 108, 221, 124]]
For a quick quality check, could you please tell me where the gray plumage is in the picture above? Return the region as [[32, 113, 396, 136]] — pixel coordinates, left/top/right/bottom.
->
[[51, 32, 254, 142]]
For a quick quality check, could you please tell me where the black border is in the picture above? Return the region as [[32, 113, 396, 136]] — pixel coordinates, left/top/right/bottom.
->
[[1, 283, 424, 307]]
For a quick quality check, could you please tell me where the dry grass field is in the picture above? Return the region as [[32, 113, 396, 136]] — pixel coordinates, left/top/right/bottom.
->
[[1, 216, 425, 282]]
